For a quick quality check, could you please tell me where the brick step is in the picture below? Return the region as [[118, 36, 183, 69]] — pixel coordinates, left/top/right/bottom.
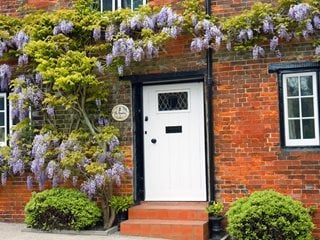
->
[[128, 202, 208, 221], [121, 219, 209, 240]]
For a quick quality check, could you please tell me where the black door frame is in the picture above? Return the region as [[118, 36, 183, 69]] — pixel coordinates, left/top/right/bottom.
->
[[122, 70, 211, 202]]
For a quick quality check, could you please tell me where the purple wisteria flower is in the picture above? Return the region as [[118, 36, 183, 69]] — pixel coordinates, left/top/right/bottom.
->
[[59, 20, 73, 34], [106, 162, 125, 186], [46, 160, 57, 179], [95, 99, 101, 109], [191, 38, 208, 52], [106, 54, 113, 66], [81, 179, 97, 198], [263, 16, 274, 34], [35, 73, 42, 85], [146, 41, 159, 59], [270, 36, 279, 51], [105, 25, 115, 42], [1, 172, 7, 186], [52, 175, 59, 187], [109, 135, 119, 152], [63, 169, 71, 181], [303, 21, 314, 39], [12, 31, 29, 50], [45, 105, 54, 117], [278, 25, 291, 41], [98, 117, 109, 126], [288, 3, 310, 22], [117, 65, 124, 76], [94, 174, 105, 188], [96, 61, 103, 73], [27, 176, 33, 190], [0, 64, 11, 91], [0, 41, 7, 58], [133, 47, 144, 62], [72, 176, 78, 187], [252, 45, 265, 60], [18, 54, 28, 66], [315, 46, 320, 55], [93, 27, 101, 41], [130, 16, 142, 30], [143, 16, 155, 30], [53, 20, 73, 35], [313, 15, 320, 29], [191, 15, 198, 26]]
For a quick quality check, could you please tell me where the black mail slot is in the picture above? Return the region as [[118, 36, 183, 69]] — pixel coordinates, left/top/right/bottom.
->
[[166, 126, 182, 134]]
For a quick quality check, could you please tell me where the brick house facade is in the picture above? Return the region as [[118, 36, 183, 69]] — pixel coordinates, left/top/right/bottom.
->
[[1, 0, 320, 239]]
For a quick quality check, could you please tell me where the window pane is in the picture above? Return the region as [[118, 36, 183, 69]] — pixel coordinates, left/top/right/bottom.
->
[[301, 98, 314, 117], [102, 0, 112, 11], [158, 92, 188, 111], [0, 97, 4, 111], [303, 119, 315, 139], [133, 0, 143, 9], [0, 128, 4, 142], [122, 0, 131, 8], [300, 76, 313, 96], [289, 120, 301, 139], [0, 112, 4, 126], [287, 99, 300, 118], [287, 77, 299, 96]]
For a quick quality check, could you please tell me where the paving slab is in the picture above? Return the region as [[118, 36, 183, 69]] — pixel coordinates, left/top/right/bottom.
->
[[0, 222, 165, 240]]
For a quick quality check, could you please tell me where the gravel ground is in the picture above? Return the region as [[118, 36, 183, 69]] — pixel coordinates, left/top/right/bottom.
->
[[0, 222, 165, 240]]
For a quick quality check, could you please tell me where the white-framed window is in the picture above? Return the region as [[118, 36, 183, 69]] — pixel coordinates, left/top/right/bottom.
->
[[283, 72, 319, 146], [99, 0, 146, 12], [0, 93, 7, 147]]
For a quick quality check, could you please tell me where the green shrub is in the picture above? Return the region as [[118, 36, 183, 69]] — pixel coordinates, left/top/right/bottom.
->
[[24, 188, 102, 231], [226, 190, 314, 240], [109, 195, 133, 213]]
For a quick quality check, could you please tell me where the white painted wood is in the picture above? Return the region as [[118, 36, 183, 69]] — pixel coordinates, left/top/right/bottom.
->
[[143, 82, 206, 201], [283, 72, 319, 146]]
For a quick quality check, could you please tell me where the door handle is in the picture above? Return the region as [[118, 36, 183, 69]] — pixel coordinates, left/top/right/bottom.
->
[[151, 138, 157, 144]]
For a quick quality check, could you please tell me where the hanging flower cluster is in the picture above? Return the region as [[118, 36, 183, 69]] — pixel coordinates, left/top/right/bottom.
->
[[219, 1, 320, 59]]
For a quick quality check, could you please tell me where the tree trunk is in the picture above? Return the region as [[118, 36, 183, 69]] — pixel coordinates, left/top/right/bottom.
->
[[101, 181, 115, 230]]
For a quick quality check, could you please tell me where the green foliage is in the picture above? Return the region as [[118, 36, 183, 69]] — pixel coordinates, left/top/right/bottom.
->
[[205, 201, 224, 217], [109, 195, 134, 213], [24, 188, 102, 231], [226, 190, 314, 240]]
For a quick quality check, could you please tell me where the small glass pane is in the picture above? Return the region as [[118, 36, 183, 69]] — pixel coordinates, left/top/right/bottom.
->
[[289, 120, 301, 139], [133, 0, 143, 9], [0, 112, 4, 126], [301, 98, 314, 117], [122, 0, 131, 8], [287, 77, 299, 96], [303, 119, 315, 139], [300, 76, 313, 96], [0, 97, 4, 111], [0, 128, 4, 142], [158, 92, 188, 111], [102, 0, 112, 11], [287, 99, 300, 118]]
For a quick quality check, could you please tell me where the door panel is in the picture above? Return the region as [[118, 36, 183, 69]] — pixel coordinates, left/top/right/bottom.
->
[[143, 82, 206, 201]]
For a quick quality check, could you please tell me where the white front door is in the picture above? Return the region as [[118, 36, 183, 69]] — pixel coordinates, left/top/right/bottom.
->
[[143, 82, 206, 201]]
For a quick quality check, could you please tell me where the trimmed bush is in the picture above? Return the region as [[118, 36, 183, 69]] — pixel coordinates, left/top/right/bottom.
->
[[226, 190, 314, 240], [25, 188, 101, 231]]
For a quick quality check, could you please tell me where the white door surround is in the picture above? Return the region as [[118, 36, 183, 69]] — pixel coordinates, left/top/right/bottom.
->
[[143, 82, 206, 201]]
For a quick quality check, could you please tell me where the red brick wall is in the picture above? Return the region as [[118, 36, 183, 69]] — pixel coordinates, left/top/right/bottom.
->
[[213, 42, 320, 237]]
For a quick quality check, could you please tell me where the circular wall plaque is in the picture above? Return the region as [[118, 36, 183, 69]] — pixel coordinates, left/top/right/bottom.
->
[[111, 104, 130, 121]]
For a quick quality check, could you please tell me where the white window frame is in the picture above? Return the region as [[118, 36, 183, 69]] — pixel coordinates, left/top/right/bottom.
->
[[283, 72, 319, 146], [100, 0, 146, 12], [0, 93, 7, 147]]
